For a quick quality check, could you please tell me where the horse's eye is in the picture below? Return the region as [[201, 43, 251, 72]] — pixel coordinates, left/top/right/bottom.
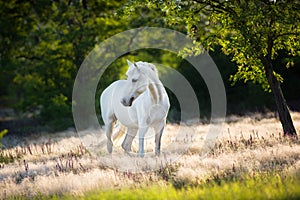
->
[[132, 79, 138, 83]]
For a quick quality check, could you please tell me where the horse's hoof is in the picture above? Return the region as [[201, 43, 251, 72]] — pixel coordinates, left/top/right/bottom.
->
[[124, 150, 133, 157], [137, 152, 145, 157]]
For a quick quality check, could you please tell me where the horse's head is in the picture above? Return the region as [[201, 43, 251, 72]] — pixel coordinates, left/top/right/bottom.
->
[[121, 60, 152, 107]]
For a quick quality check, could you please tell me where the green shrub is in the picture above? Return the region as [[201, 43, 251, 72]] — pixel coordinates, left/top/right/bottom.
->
[[0, 129, 8, 148]]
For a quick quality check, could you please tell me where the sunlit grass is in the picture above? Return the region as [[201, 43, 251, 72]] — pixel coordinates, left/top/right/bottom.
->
[[1, 113, 300, 199], [12, 171, 300, 200]]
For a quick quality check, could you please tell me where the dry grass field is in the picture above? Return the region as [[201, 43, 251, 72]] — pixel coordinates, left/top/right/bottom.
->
[[0, 112, 300, 199]]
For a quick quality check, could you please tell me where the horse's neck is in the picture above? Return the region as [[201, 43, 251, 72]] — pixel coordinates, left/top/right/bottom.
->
[[148, 79, 163, 104]]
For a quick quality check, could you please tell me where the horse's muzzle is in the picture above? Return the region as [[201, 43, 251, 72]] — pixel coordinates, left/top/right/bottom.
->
[[121, 96, 134, 107]]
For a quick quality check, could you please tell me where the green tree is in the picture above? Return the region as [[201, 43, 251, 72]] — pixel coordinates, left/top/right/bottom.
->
[[0, 0, 178, 130], [0, 1, 127, 129], [126, 0, 300, 136]]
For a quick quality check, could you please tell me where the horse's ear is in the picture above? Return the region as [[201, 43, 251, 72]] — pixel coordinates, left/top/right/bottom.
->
[[127, 59, 134, 68], [133, 62, 139, 69], [126, 60, 135, 76]]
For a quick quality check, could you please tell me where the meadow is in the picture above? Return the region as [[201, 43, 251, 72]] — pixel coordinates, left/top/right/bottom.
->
[[1, 112, 300, 199]]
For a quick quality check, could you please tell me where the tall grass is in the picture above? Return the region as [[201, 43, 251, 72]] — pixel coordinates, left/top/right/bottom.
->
[[11, 171, 300, 200], [1, 113, 300, 199]]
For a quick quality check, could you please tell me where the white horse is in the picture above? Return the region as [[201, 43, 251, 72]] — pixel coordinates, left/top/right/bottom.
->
[[100, 60, 170, 157]]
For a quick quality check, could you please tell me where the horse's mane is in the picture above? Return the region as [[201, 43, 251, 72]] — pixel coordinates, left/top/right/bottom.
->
[[136, 61, 159, 81]]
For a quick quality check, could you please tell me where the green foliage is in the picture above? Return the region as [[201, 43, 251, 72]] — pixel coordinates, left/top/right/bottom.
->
[[125, 0, 300, 91], [0, 0, 182, 128], [1, 0, 299, 129], [0, 1, 128, 128], [0, 129, 8, 147]]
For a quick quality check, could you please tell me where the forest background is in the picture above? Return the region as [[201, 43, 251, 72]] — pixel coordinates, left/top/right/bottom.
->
[[1, 0, 299, 132]]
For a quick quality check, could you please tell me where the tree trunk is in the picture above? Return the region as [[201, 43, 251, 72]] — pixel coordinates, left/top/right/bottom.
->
[[262, 57, 297, 137]]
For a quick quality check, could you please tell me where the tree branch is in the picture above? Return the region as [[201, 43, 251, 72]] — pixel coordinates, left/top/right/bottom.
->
[[16, 55, 43, 61], [275, 32, 300, 39], [193, 0, 236, 15]]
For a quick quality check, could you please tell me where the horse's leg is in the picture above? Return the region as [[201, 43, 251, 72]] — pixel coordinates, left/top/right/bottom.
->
[[137, 127, 149, 157], [105, 119, 115, 154], [154, 122, 165, 156], [122, 128, 137, 153]]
